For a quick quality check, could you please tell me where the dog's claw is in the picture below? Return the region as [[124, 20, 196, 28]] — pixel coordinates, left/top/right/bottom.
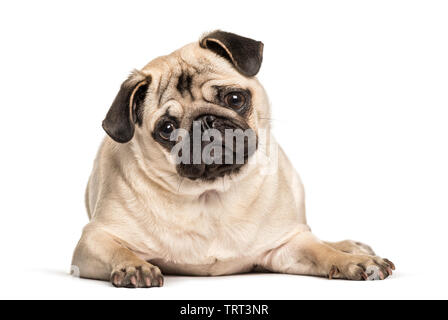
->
[[384, 258, 395, 270], [130, 275, 137, 287], [386, 267, 393, 276], [361, 272, 368, 280], [328, 266, 338, 279]]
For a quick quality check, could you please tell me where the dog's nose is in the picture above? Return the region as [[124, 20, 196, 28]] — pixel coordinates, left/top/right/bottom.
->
[[196, 114, 217, 130]]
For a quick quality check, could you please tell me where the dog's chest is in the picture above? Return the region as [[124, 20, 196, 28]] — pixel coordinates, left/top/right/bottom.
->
[[153, 191, 262, 264]]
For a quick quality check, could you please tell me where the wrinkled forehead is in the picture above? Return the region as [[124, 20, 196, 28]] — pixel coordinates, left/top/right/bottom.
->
[[140, 43, 259, 125], [142, 42, 242, 80]]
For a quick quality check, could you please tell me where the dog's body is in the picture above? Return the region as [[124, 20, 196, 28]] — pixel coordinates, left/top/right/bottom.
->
[[72, 31, 394, 287]]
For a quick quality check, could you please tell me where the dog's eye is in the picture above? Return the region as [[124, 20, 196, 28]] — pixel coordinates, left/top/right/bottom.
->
[[224, 92, 246, 109], [159, 121, 176, 140]]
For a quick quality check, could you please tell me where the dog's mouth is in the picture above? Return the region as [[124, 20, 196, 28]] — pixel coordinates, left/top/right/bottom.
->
[[173, 115, 257, 181], [177, 163, 245, 181]]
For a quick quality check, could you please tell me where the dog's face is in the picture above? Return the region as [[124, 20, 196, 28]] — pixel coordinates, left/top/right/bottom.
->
[[102, 31, 270, 183]]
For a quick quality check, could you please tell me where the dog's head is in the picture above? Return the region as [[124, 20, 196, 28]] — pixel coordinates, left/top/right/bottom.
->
[[102, 31, 270, 183]]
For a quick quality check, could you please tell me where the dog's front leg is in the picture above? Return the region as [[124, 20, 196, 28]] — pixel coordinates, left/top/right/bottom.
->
[[71, 224, 163, 288], [260, 231, 394, 280]]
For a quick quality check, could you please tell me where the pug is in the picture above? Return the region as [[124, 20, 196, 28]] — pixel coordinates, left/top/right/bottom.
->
[[71, 31, 395, 288]]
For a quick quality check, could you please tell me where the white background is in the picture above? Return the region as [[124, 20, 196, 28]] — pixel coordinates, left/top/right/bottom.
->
[[1, 0, 447, 299]]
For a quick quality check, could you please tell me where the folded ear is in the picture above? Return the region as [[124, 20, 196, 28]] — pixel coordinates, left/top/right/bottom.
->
[[200, 30, 264, 77], [102, 71, 151, 143]]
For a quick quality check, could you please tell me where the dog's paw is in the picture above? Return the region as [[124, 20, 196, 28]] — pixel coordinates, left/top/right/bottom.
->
[[328, 255, 395, 281], [111, 262, 164, 288]]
